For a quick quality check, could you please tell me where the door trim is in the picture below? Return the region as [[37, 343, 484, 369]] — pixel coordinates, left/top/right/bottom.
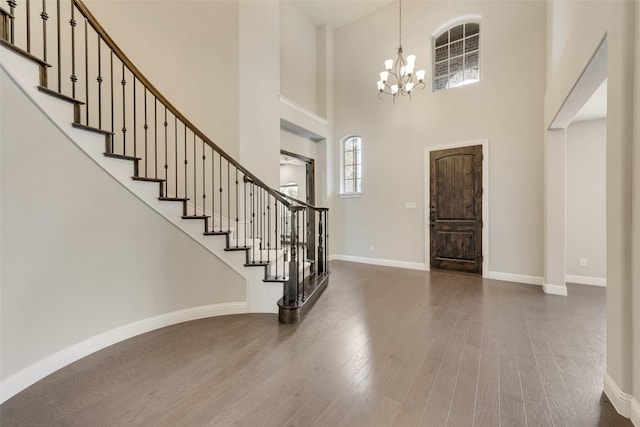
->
[[424, 139, 489, 277], [280, 149, 315, 205]]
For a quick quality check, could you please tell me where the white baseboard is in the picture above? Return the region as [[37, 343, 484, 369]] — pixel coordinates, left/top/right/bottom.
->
[[487, 271, 544, 286], [542, 282, 568, 296], [329, 254, 426, 271], [0, 302, 247, 404], [565, 274, 607, 286], [487, 272, 568, 296], [604, 372, 640, 426]]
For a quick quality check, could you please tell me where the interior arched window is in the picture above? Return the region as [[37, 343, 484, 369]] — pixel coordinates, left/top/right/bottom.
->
[[340, 135, 362, 195], [433, 22, 480, 91]]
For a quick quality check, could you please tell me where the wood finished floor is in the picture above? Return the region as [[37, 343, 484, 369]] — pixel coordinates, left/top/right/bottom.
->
[[1, 261, 632, 427]]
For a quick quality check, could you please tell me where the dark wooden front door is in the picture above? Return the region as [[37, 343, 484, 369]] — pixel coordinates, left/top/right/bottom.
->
[[430, 145, 483, 274]]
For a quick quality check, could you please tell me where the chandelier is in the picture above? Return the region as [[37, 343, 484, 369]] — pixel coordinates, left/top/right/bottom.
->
[[376, 0, 426, 100]]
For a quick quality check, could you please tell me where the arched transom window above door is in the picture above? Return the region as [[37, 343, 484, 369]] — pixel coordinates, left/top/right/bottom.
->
[[433, 21, 480, 92]]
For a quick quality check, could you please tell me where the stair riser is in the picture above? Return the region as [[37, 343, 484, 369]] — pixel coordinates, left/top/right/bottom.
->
[[0, 46, 40, 90]]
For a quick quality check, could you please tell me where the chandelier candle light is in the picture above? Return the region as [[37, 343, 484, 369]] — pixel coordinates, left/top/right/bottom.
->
[[377, 0, 426, 100]]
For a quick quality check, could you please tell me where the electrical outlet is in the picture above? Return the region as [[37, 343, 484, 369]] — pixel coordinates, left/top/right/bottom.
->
[[370, 245, 375, 251], [580, 258, 588, 266]]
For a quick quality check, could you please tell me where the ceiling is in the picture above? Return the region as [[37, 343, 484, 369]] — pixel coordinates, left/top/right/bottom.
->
[[291, 0, 393, 29]]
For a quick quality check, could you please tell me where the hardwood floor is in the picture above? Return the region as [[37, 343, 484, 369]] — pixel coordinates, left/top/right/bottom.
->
[[0, 261, 632, 426]]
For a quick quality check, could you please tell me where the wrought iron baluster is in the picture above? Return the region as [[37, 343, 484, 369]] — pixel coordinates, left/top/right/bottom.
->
[[250, 183, 255, 262], [84, 17, 88, 123], [274, 200, 279, 279], [191, 132, 196, 215], [267, 194, 271, 265], [243, 175, 247, 248], [133, 76, 136, 157], [235, 168, 239, 245], [97, 35, 101, 128], [165, 109, 169, 193], [70, 4, 77, 98], [184, 125, 188, 201], [56, 0, 60, 92], [25, 0, 31, 51], [143, 88, 148, 176], [227, 160, 230, 234], [174, 116, 176, 197], [153, 97, 158, 178], [41, 0, 47, 63], [121, 64, 126, 155], [211, 149, 222, 231], [202, 141, 206, 216], [258, 187, 264, 263], [110, 51, 114, 135], [219, 155, 222, 231], [302, 207, 306, 301], [282, 204, 287, 280], [5, 1, 15, 44], [317, 212, 324, 274], [324, 211, 329, 273]]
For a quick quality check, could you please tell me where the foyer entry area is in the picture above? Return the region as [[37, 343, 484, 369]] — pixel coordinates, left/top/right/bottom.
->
[[1, 261, 629, 427]]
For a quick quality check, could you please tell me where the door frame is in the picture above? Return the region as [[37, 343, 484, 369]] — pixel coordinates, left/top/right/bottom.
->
[[424, 139, 490, 276], [280, 149, 315, 206]]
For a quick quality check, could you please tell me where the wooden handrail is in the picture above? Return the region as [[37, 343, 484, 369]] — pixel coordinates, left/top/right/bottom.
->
[[274, 190, 327, 211], [72, 0, 292, 207]]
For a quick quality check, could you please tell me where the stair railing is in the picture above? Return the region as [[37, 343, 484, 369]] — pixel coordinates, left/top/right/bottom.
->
[[275, 191, 329, 305], [0, 0, 329, 309]]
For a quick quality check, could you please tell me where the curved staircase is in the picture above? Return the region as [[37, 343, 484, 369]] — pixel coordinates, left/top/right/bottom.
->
[[0, 0, 329, 323]]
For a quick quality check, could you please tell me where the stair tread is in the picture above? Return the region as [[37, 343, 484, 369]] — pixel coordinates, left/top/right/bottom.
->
[[264, 275, 288, 283], [158, 197, 189, 202], [182, 215, 210, 219], [244, 261, 270, 267], [132, 176, 165, 183], [224, 246, 250, 252], [0, 39, 50, 67], [72, 122, 115, 135], [104, 153, 141, 161], [38, 86, 85, 105], [204, 231, 231, 236]]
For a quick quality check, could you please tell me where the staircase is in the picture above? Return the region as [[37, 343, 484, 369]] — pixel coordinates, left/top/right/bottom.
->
[[0, 0, 329, 323]]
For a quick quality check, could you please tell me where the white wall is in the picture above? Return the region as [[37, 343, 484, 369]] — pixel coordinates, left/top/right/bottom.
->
[[0, 70, 245, 382], [544, 128, 567, 294], [545, 0, 638, 421], [333, 1, 546, 276], [565, 118, 606, 282], [280, 1, 318, 114], [85, 0, 240, 158], [281, 127, 318, 161], [239, 0, 281, 189]]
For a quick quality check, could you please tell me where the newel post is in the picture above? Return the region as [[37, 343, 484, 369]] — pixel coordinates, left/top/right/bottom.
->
[[284, 206, 302, 304]]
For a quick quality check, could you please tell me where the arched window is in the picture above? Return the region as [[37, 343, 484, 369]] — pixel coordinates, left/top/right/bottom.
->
[[340, 135, 362, 195], [433, 21, 480, 91]]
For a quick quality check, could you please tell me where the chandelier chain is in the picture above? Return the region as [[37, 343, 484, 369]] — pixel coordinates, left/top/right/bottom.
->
[[399, 0, 402, 47]]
